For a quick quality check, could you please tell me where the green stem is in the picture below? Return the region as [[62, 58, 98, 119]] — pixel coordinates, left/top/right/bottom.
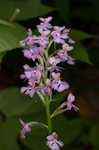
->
[[51, 108, 68, 119], [45, 95, 52, 133], [37, 91, 45, 105], [46, 40, 53, 51]]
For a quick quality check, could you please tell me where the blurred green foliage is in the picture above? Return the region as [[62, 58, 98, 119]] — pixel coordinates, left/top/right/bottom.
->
[[0, 0, 54, 21]]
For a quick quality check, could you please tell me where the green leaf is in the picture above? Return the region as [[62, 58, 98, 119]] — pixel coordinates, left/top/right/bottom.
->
[[0, 20, 26, 63], [0, 118, 21, 150], [0, 0, 54, 21], [89, 123, 99, 149], [70, 43, 92, 64], [0, 20, 26, 53], [0, 52, 7, 64], [0, 87, 43, 117], [70, 29, 93, 42]]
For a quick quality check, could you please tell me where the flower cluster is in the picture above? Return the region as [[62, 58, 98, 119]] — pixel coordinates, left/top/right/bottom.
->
[[20, 16, 75, 98], [20, 16, 77, 150]]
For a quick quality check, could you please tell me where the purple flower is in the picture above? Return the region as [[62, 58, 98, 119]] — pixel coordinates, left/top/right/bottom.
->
[[62, 43, 73, 51], [46, 132, 64, 150], [51, 72, 69, 92], [41, 79, 51, 95], [40, 16, 52, 24], [21, 84, 36, 97], [20, 64, 42, 97], [20, 29, 34, 47], [67, 55, 75, 64], [23, 64, 43, 80], [57, 50, 68, 62], [21, 64, 33, 79], [66, 93, 79, 111], [48, 57, 62, 72], [68, 38, 75, 44], [23, 48, 38, 61], [32, 35, 49, 48], [38, 46, 45, 56], [37, 16, 52, 30], [38, 28, 50, 36], [57, 44, 73, 60], [19, 119, 31, 139], [57, 43, 75, 64], [20, 78, 40, 97], [48, 57, 61, 65], [23, 45, 45, 61], [51, 26, 69, 44]]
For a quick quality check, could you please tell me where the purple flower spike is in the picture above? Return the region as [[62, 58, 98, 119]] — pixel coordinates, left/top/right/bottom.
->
[[51, 72, 69, 92], [19, 119, 31, 139], [66, 93, 79, 111], [46, 132, 64, 150]]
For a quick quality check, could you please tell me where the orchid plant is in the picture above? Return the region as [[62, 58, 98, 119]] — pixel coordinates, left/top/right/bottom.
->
[[20, 16, 79, 150]]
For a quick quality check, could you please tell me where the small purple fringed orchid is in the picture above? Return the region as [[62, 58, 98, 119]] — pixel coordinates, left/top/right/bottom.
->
[[46, 132, 64, 150], [66, 93, 79, 111], [19, 119, 31, 139]]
